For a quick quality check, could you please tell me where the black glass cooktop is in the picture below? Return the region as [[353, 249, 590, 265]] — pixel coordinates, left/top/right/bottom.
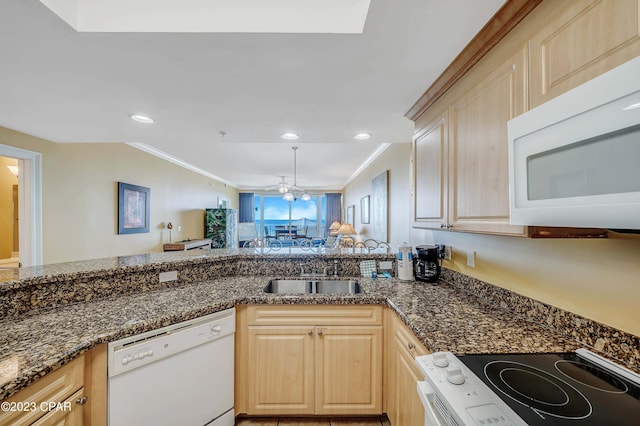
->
[[459, 353, 640, 425]]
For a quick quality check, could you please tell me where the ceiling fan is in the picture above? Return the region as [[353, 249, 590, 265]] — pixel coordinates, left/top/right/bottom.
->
[[264, 147, 311, 201], [264, 176, 291, 194]]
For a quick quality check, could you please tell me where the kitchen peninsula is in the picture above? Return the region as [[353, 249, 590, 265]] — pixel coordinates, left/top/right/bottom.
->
[[1, 249, 638, 423]]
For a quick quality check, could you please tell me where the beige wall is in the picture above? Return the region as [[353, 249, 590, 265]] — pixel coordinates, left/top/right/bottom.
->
[[0, 156, 18, 258], [0, 126, 238, 264], [343, 143, 412, 248]]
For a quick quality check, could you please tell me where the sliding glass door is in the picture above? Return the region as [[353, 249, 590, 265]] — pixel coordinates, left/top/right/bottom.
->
[[255, 194, 326, 243]]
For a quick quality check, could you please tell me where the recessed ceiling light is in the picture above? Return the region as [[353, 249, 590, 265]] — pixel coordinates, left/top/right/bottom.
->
[[354, 133, 371, 140], [129, 114, 154, 124], [281, 132, 300, 140], [622, 102, 640, 111]]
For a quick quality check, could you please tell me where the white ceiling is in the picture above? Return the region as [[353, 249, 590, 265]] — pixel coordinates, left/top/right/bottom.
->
[[0, 0, 506, 190]]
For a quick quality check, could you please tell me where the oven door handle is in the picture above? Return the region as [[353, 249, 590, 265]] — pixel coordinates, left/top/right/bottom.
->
[[417, 381, 446, 426]]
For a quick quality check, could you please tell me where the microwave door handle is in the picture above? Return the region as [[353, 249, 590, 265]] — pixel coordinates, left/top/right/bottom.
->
[[417, 381, 446, 426]]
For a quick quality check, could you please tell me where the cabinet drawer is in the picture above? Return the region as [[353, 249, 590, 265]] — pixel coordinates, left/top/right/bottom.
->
[[247, 305, 383, 326], [0, 355, 84, 426], [31, 388, 84, 426], [393, 315, 429, 358]]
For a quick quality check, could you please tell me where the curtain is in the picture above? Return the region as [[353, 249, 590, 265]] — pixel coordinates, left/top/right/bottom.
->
[[238, 192, 255, 223], [325, 192, 342, 235]]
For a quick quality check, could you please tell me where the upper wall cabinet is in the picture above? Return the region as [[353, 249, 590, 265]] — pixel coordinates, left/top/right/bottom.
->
[[448, 48, 527, 235], [413, 49, 527, 236], [413, 111, 447, 230], [410, 0, 640, 237], [529, 0, 640, 108]]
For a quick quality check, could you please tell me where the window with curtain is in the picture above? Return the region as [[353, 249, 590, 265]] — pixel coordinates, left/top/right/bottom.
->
[[325, 192, 342, 235], [251, 193, 334, 241], [238, 192, 255, 223]]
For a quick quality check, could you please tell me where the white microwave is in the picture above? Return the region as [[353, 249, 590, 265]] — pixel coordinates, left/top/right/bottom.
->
[[508, 56, 640, 230]]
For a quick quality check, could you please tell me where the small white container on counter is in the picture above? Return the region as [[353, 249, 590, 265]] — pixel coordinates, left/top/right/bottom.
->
[[397, 244, 414, 281]]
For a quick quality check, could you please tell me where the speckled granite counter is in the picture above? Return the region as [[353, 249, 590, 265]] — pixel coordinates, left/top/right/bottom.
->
[[1, 250, 638, 402]]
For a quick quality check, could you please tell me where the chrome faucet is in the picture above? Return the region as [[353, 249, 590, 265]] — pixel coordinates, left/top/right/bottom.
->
[[300, 263, 328, 277], [332, 260, 339, 278]]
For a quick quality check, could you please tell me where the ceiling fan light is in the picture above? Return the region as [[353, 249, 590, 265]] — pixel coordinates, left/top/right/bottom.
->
[[301, 192, 311, 201], [283, 192, 295, 201], [278, 185, 289, 193]]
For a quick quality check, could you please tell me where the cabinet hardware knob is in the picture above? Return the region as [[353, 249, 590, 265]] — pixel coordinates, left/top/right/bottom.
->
[[317, 330, 324, 336], [408, 343, 415, 350], [307, 330, 313, 336], [440, 223, 446, 228], [75, 396, 88, 405]]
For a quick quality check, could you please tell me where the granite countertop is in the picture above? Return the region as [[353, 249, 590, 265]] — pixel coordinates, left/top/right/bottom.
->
[[0, 248, 387, 288], [0, 274, 578, 401]]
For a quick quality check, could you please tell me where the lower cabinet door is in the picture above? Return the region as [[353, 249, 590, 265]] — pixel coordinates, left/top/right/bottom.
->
[[315, 326, 383, 415], [247, 326, 315, 415], [395, 348, 425, 426]]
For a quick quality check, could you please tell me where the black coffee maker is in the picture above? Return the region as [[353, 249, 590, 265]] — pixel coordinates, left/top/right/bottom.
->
[[414, 245, 441, 282]]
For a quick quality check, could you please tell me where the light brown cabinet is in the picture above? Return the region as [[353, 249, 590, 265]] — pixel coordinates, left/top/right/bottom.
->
[[315, 325, 383, 415], [0, 356, 85, 426], [413, 111, 448, 229], [247, 326, 315, 414], [237, 305, 383, 416], [31, 389, 85, 426], [386, 313, 430, 426], [0, 345, 106, 426], [413, 48, 528, 236], [529, 0, 640, 108], [448, 47, 528, 235], [411, 0, 640, 238]]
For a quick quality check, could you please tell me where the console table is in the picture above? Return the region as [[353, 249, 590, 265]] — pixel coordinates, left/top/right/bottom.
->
[[163, 238, 212, 251]]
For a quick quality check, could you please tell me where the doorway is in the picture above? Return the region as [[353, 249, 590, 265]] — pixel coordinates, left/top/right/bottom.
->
[[0, 145, 43, 267], [12, 185, 18, 255], [0, 157, 19, 268]]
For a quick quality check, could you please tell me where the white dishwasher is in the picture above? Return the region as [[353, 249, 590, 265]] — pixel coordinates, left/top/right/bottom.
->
[[108, 308, 235, 426]]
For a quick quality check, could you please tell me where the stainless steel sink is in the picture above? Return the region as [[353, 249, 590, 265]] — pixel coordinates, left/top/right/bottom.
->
[[264, 279, 362, 294], [263, 279, 313, 294], [315, 280, 361, 294]]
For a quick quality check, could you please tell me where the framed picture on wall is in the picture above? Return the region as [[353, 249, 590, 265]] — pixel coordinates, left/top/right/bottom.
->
[[360, 195, 370, 224], [118, 182, 150, 234], [346, 204, 355, 225], [372, 171, 388, 241]]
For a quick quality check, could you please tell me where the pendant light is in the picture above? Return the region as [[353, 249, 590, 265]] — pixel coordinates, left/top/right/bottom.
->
[[281, 146, 311, 202]]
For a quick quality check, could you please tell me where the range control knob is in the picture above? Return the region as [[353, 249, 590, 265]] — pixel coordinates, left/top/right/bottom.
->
[[432, 352, 449, 368], [446, 367, 465, 385]]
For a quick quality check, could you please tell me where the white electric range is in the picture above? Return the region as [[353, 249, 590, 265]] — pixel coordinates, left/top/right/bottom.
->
[[416, 349, 640, 425]]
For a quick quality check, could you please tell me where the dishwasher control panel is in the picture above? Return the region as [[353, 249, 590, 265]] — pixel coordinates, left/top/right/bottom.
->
[[120, 347, 153, 365], [108, 308, 235, 377]]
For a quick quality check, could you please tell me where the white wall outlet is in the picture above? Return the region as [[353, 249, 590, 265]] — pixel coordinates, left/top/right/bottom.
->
[[159, 270, 178, 283], [379, 261, 393, 270], [467, 251, 476, 268], [444, 245, 452, 260], [177, 225, 182, 232]]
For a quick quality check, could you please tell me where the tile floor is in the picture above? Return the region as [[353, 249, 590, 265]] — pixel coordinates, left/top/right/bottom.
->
[[235, 416, 391, 426]]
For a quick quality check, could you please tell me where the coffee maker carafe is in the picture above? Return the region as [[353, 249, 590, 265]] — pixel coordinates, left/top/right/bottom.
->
[[414, 245, 441, 282]]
